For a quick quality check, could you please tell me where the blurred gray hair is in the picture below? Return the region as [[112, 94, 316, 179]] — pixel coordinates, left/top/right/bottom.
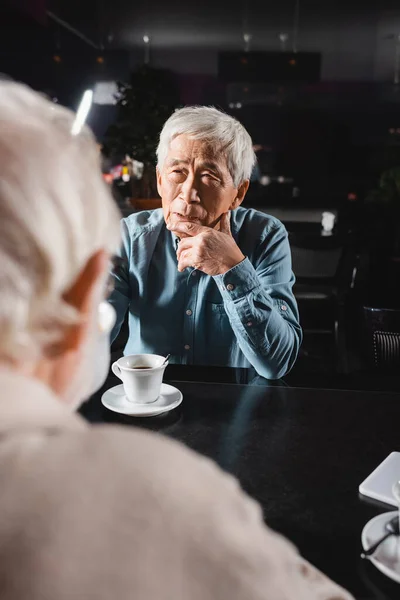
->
[[0, 82, 120, 362], [156, 106, 256, 187]]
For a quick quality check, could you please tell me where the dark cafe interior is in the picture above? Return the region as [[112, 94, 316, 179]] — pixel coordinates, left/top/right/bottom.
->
[[3, 0, 400, 598]]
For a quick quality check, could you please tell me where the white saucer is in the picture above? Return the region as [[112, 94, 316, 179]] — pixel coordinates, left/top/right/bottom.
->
[[361, 511, 400, 584], [101, 383, 183, 417]]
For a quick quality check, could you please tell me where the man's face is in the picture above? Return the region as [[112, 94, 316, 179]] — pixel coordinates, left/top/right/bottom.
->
[[157, 135, 242, 234]]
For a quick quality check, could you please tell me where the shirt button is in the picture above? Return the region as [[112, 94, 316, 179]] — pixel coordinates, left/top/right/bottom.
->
[[226, 283, 235, 291], [192, 271, 197, 277], [246, 321, 253, 327], [281, 305, 287, 311], [186, 309, 192, 316], [184, 344, 191, 350]]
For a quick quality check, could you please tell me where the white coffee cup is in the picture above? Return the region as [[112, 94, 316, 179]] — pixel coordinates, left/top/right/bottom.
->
[[111, 354, 167, 404]]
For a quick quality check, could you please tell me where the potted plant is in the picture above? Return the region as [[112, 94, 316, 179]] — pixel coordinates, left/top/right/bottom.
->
[[105, 65, 179, 210]]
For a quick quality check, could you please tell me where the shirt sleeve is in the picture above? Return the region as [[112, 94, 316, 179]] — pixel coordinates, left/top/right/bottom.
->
[[213, 222, 302, 379], [108, 220, 131, 344]]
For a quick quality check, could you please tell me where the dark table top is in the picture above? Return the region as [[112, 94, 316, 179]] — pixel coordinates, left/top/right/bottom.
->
[[81, 365, 400, 600]]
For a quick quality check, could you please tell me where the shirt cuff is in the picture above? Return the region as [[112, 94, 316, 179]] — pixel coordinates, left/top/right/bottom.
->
[[213, 257, 260, 301]]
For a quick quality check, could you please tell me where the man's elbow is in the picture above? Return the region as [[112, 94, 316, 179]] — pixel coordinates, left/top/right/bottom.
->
[[257, 361, 291, 381], [258, 327, 302, 380]]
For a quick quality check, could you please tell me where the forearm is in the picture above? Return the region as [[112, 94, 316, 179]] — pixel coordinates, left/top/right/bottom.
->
[[213, 258, 301, 379], [227, 299, 300, 380]]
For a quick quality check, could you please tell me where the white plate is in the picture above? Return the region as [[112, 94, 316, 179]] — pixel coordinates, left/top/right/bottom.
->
[[101, 383, 183, 417], [361, 511, 400, 584]]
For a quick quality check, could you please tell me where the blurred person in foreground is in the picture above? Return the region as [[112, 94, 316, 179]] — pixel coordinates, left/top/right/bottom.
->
[[0, 82, 352, 600], [109, 107, 301, 380]]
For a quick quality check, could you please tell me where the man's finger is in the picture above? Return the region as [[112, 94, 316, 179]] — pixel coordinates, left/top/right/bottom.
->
[[177, 251, 194, 272], [167, 221, 208, 237], [176, 238, 193, 261], [219, 211, 231, 235]]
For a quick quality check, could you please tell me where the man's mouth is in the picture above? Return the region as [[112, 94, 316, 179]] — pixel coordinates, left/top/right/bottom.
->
[[172, 212, 201, 222]]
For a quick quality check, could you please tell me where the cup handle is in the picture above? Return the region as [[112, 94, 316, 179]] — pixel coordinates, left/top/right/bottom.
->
[[111, 361, 123, 381]]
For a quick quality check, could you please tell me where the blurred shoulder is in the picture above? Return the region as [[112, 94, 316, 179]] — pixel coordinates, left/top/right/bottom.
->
[[4, 424, 265, 538], [11, 424, 242, 499], [0, 425, 353, 600], [81, 425, 243, 499]]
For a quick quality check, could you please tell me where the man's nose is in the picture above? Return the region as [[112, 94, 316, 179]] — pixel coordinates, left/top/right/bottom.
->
[[181, 176, 200, 203]]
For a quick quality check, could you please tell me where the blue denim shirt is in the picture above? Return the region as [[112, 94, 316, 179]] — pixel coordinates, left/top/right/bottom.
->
[[109, 207, 301, 379]]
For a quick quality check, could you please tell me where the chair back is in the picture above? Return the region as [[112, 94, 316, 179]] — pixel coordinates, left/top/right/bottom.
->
[[289, 233, 344, 282], [363, 307, 400, 371]]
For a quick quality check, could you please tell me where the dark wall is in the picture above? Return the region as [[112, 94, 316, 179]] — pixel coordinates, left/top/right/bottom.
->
[[0, 4, 130, 138], [124, 2, 399, 83]]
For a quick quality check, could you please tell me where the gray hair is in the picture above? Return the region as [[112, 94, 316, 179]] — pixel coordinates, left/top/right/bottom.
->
[[156, 106, 256, 187], [0, 82, 120, 362]]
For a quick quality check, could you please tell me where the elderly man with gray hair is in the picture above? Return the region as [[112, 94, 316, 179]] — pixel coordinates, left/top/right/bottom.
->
[[109, 107, 301, 379], [0, 82, 353, 600]]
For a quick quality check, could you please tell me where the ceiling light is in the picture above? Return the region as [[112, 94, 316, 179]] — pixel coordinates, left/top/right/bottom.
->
[[71, 90, 93, 136]]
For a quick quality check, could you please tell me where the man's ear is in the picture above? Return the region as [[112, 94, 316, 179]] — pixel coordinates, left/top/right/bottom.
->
[[230, 180, 250, 210], [156, 167, 163, 198], [55, 250, 108, 355]]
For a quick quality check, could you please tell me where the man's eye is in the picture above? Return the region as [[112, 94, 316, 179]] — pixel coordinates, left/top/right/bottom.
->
[[170, 170, 185, 179], [201, 173, 213, 178]]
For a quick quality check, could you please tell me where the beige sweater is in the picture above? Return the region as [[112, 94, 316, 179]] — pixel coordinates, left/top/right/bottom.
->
[[0, 370, 353, 600]]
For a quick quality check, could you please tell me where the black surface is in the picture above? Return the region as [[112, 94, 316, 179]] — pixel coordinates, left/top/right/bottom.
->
[[80, 365, 400, 600]]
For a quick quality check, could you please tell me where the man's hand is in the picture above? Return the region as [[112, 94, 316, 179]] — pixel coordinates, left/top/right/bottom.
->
[[167, 212, 245, 275]]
